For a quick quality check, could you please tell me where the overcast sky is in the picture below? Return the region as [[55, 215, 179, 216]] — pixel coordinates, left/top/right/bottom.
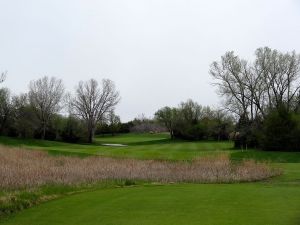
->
[[1, 0, 300, 121]]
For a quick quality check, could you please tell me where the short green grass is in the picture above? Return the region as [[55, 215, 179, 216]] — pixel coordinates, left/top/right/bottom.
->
[[1, 133, 300, 225], [1, 134, 299, 162], [2, 182, 300, 225], [0, 134, 233, 160], [0, 181, 142, 221]]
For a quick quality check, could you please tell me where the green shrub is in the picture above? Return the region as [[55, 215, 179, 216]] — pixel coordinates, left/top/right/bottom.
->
[[260, 107, 300, 151], [60, 116, 86, 143]]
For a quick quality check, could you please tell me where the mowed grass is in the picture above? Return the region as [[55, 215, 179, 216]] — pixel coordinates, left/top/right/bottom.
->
[[0, 133, 233, 160], [1, 133, 300, 225], [0, 133, 299, 162], [2, 182, 300, 225]]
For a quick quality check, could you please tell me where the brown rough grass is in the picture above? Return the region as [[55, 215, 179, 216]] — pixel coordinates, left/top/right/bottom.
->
[[0, 146, 280, 190]]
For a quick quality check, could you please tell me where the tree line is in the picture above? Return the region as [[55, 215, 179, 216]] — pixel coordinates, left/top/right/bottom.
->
[[0, 77, 120, 143], [1, 46, 300, 151], [155, 100, 234, 140]]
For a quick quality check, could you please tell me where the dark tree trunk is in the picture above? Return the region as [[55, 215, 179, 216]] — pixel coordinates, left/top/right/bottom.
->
[[88, 128, 94, 143], [88, 131, 93, 143], [41, 124, 46, 140]]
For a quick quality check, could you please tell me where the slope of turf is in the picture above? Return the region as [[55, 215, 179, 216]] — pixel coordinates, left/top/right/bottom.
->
[[1, 134, 300, 162], [2, 178, 300, 225], [0, 134, 233, 160]]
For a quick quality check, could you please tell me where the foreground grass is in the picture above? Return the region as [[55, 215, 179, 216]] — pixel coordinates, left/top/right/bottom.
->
[[2, 179, 300, 225], [0, 181, 141, 221]]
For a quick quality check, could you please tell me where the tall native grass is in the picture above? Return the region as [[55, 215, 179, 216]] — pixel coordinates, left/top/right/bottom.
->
[[0, 146, 280, 190]]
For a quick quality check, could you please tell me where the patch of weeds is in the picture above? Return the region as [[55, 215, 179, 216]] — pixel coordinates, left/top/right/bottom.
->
[[124, 180, 136, 186]]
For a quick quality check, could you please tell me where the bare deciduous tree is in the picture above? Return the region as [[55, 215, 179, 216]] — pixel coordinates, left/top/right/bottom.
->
[[210, 52, 251, 118], [210, 47, 300, 120], [29, 76, 65, 139], [254, 47, 300, 112], [71, 79, 120, 143]]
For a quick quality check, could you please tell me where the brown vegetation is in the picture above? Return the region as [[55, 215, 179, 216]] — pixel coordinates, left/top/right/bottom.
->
[[0, 146, 280, 190]]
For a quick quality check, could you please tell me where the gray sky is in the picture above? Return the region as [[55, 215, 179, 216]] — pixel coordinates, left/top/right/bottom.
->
[[1, 0, 300, 121]]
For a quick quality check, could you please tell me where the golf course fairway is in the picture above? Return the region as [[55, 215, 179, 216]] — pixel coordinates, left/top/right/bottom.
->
[[2, 182, 300, 225]]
